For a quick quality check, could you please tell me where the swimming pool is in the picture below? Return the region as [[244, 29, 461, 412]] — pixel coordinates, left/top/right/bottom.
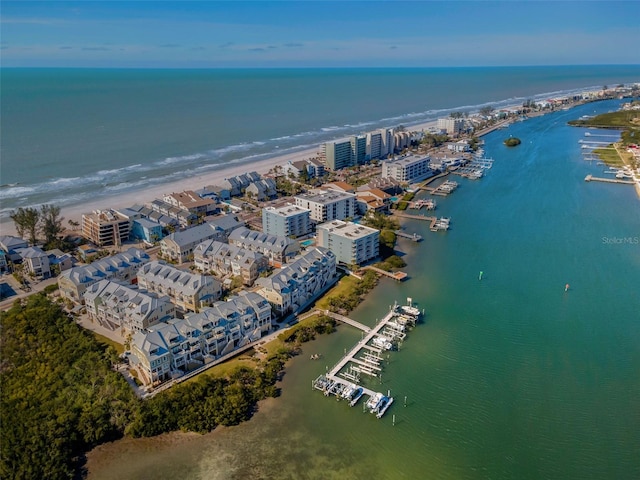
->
[[300, 239, 315, 247]]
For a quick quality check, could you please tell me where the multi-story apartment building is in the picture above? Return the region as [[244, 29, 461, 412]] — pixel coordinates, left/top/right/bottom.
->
[[193, 240, 268, 286], [437, 117, 465, 135], [130, 291, 272, 386], [83, 279, 175, 333], [137, 261, 222, 313], [255, 247, 337, 316], [351, 135, 367, 165], [160, 222, 228, 264], [322, 138, 354, 170], [162, 190, 216, 218], [316, 220, 379, 266], [82, 209, 131, 246], [294, 189, 356, 224], [58, 248, 150, 303], [366, 128, 395, 160], [381, 154, 433, 183], [262, 204, 312, 238], [228, 226, 300, 266]]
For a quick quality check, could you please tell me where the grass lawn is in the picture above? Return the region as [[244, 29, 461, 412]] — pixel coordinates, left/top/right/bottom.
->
[[93, 332, 125, 355], [593, 146, 625, 167]]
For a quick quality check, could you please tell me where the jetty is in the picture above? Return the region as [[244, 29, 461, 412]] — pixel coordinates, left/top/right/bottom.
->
[[584, 174, 635, 185], [313, 300, 422, 419]]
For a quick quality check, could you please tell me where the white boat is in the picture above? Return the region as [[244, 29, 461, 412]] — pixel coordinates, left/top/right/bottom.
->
[[372, 335, 393, 351], [341, 383, 356, 399], [376, 396, 394, 419], [349, 387, 364, 407], [366, 392, 384, 412]]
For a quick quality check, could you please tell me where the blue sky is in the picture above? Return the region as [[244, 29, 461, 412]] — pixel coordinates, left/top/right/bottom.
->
[[2, 1, 639, 67]]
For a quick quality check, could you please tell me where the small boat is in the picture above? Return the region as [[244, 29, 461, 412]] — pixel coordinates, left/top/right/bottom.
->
[[366, 392, 384, 412], [372, 336, 393, 351], [349, 387, 364, 407], [376, 396, 394, 419], [341, 383, 356, 399]]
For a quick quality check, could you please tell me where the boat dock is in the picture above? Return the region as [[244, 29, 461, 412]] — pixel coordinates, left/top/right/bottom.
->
[[394, 230, 423, 242], [421, 180, 459, 196], [392, 212, 451, 232], [313, 300, 422, 419], [407, 198, 436, 210], [362, 265, 408, 281], [584, 174, 635, 185]]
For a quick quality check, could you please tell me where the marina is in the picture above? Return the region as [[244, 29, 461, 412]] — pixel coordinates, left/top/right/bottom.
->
[[313, 299, 422, 419], [392, 212, 452, 232]]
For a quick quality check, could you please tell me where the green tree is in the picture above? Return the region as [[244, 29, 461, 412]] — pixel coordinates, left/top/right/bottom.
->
[[9, 207, 40, 244], [479, 106, 495, 117], [40, 204, 64, 246], [450, 111, 464, 119]]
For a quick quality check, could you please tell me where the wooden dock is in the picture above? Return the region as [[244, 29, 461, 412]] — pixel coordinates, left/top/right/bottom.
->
[[394, 230, 423, 242], [392, 212, 450, 232], [584, 174, 635, 185], [322, 310, 371, 332], [363, 265, 408, 281]]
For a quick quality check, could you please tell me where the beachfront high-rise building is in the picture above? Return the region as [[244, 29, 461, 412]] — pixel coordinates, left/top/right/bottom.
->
[[350, 135, 367, 165], [366, 128, 395, 160], [381, 154, 433, 183], [437, 118, 465, 135], [262, 204, 312, 238], [322, 138, 354, 170], [82, 209, 131, 247], [316, 220, 379, 266], [294, 189, 356, 224]]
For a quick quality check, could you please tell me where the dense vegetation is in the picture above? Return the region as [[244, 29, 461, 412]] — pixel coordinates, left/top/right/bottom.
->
[[278, 315, 336, 344], [0, 295, 137, 479], [503, 137, 522, 147], [324, 270, 379, 314], [568, 110, 640, 132], [0, 295, 335, 480]]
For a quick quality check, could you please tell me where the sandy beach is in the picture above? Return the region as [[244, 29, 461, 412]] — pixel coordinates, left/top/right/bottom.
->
[[0, 119, 440, 238]]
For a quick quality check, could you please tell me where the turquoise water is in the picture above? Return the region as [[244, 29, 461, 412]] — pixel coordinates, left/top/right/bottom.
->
[[2, 65, 640, 219], [88, 98, 640, 480], [301, 239, 315, 247]]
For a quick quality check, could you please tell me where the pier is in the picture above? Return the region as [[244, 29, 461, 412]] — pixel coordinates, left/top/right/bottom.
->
[[394, 230, 423, 242], [313, 300, 422, 419], [322, 310, 371, 332], [392, 212, 451, 232], [362, 265, 408, 281], [584, 174, 635, 185], [421, 180, 459, 196]]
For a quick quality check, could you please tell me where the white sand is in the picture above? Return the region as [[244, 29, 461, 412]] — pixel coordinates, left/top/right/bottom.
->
[[0, 120, 441, 238]]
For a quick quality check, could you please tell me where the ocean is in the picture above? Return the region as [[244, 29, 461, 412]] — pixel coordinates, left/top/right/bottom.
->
[[2, 65, 640, 220], [86, 98, 640, 478]]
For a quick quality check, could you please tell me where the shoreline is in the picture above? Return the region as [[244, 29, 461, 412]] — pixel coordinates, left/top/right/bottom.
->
[[0, 117, 438, 237], [0, 94, 622, 238]]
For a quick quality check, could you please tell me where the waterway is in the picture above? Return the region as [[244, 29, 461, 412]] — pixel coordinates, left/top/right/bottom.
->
[[87, 99, 640, 479]]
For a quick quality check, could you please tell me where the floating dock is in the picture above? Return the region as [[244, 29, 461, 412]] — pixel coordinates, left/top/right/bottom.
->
[[313, 300, 422, 419]]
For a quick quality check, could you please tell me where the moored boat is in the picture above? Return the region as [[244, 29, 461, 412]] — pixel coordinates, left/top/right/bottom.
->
[[375, 396, 394, 419]]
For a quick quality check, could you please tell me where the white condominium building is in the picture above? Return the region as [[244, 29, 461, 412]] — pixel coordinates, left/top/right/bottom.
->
[[316, 220, 379, 266], [262, 204, 312, 238], [381, 154, 432, 183], [294, 189, 356, 223]]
